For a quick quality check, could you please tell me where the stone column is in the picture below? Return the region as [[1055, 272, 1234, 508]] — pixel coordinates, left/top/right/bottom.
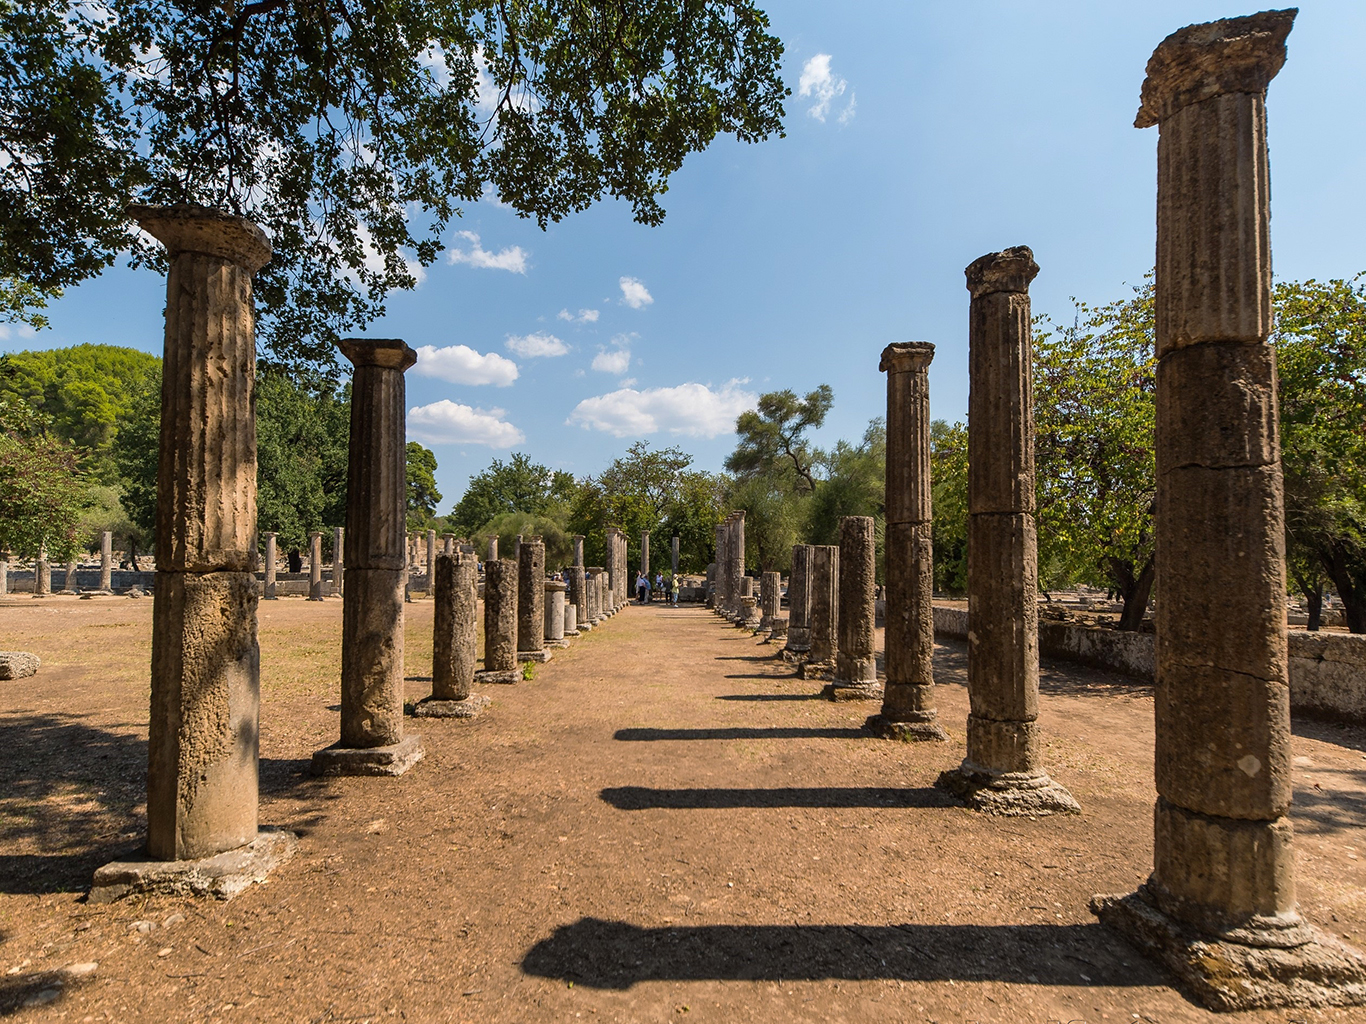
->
[[89, 205, 296, 900], [935, 247, 1078, 815], [719, 516, 736, 620], [1090, 11, 1366, 1008], [33, 546, 49, 597], [586, 568, 604, 625], [711, 524, 724, 615], [99, 531, 113, 593], [60, 558, 78, 594], [443, 534, 455, 557], [332, 526, 344, 597], [567, 565, 590, 632], [604, 531, 619, 616], [425, 530, 437, 593], [311, 338, 423, 777], [0, 553, 8, 596], [783, 545, 813, 661], [517, 537, 550, 663], [736, 576, 760, 629], [415, 550, 487, 718], [308, 533, 324, 601], [476, 559, 520, 684], [870, 343, 946, 740], [801, 545, 839, 679], [564, 600, 579, 638], [544, 580, 567, 647], [671, 535, 680, 578], [640, 529, 651, 577], [261, 533, 277, 600], [705, 561, 716, 610], [759, 571, 781, 634], [827, 516, 880, 701], [573, 534, 585, 567], [486, 535, 499, 562]]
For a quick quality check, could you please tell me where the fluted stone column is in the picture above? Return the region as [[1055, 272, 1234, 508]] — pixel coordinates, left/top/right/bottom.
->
[[415, 550, 487, 718], [640, 530, 651, 578], [573, 534, 585, 567], [34, 547, 49, 597], [671, 535, 680, 578], [545, 580, 567, 647], [783, 545, 813, 661], [60, 558, 78, 594], [98, 531, 113, 593], [332, 526, 344, 597], [705, 562, 716, 609], [89, 205, 296, 901], [567, 565, 590, 632], [759, 571, 780, 633], [0, 553, 8, 596], [801, 544, 839, 679], [261, 533, 277, 600], [870, 343, 946, 740], [712, 524, 724, 615], [423, 530, 436, 594], [476, 559, 520, 684], [1090, 12, 1366, 1009], [517, 537, 550, 663], [486, 535, 499, 562], [602, 532, 615, 617], [308, 533, 324, 601], [730, 514, 746, 622], [564, 600, 579, 638], [312, 338, 422, 777], [936, 247, 1078, 816], [587, 567, 605, 625], [827, 516, 880, 700]]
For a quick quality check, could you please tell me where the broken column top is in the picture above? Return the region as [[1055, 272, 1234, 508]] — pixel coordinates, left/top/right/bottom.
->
[[1135, 9, 1295, 128], [965, 246, 1039, 298], [127, 203, 272, 273], [339, 338, 418, 372], [879, 342, 935, 373]]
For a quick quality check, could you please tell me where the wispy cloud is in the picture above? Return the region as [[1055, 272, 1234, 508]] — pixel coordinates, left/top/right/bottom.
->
[[568, 379, 757, 438], [591, 348, 631, 375], [414, 344, 519, 386], [799, 54, 855, 124], [0, 324, 36, 341], [447, 230, 528, 273], [408, 400, 525, 447], [619, 277, 653, 309], [557, 308, 600, 324], [506, 331, 569, 358]]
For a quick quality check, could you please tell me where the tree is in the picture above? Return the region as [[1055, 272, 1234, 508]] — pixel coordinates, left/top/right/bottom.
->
[[1033, 282, 1156, 630], [405, 441, 441, 529], [254, 370, 350, 549], [0, 392, 84, 561], [726, 385, 832, 493], [929, 419, 968, 596], [448, 452, 562, 537], [5, 1, 787, 366], [663, 470, 727, 573], [1274, 275, 1366, 633]]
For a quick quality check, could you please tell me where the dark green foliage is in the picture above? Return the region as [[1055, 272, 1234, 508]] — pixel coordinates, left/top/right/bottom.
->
[[929, 419, 967, 596], [725, 385, 831, 493], [0, 388, 84, 560], [448, 452, 563, 537], [405, 441, 442, 528], [255, 370, 350, 549]]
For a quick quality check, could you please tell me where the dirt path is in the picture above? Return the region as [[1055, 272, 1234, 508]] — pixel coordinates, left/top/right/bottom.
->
[[2, 596, 1365, 1023]]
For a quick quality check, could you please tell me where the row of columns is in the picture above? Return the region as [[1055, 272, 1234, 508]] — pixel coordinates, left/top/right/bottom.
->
[[1, 531, 119, 597]]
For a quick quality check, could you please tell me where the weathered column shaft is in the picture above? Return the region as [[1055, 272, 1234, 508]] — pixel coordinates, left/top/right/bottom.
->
[[759, 571, 780, 630], [263, 533, 277, 600], [308, 533, 324, 600], [807, 545, 839, 666], [671, 535, 680, 577], [545, 581, 566, 643], [567, 565, 588, 630], [830, 516, 879, 697], [481, 559, 518, 675], [641, 530, 650, 576], [785, 545, 813, 653], [517, 537, 547, 658], [34, 549, 49, 596], [432, 551, 479, 701], [486, 536, 498, 562], [0, 554, 8, 596], [100, 531, 113, 592], [332, 526, 344, 597], [62, 558, 77, 593], [573, 535, 585, 567], [136, 204, 269, 861]]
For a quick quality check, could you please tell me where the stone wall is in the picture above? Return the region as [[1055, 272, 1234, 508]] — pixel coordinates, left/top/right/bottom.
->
[[932, 604, 1366, 723]]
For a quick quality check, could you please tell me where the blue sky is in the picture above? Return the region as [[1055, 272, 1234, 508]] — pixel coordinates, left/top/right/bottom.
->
[[6, 1, 1365, 511]]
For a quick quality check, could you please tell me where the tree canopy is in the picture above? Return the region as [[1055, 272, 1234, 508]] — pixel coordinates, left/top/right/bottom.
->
[[725, 385, 831, 493], [4, 0, 788, 369]]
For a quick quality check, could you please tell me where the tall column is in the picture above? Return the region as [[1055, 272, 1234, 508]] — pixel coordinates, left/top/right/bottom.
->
[[486, 535, 499, 562], [870, 343, 946, 740], [544, 580, 567, 647], [711, 524, 724, 614], [606, 531, 621, 616], [827, 516, 880, 700], [573, 534, 585, 567], [0, 552, 8, 596], [567, 565, 590, 632], [415, 550, 488, 718], [731, 514, 746, 621], [308, 533, 324, 601], [99, 531, 113, 593], [936, 247, 1078, 815], [801, 544, 839, 679], [720, 516, 737, 620], [783, 545, 813, 661], [61, 558, 78, 594], [262, 533, 277, 600], [426, 530, 437, 593], [705, 562, 716, 609], [1091, 11, 1366, 1009], [640, 530, 651, 577], [90, 205, 294, 900], [476, 559, 520, 684], [586, 567, 604, 625], [332, 526, 344, 597], [671, 535, 680, 578], [517, 537, 550, 663], [758, 571, 780, 633], [33, 546, 49, 597], [311, 338, 423, 777]]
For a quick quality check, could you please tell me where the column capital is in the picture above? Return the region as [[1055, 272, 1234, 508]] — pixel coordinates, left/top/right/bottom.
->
[[129, 203, 272, 274], [965, 247, 1038, 298], [1135, 10, 1295, 128], [339, 338, 417, 372], [880, 342, 936, 374], [262, 531, 277, 538]]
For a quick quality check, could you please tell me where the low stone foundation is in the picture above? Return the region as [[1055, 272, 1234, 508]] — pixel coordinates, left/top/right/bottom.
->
[[89, 829, 297, 903], [410, 695, 490, 719]]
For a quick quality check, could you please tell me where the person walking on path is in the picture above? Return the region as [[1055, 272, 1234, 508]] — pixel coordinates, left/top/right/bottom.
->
[[670, 574, 680, 606], [636, 572, 648, 604], [654, 572, 664, 602]]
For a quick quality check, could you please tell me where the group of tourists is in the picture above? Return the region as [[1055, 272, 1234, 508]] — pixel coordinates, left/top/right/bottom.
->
[[635, 571, 680, 605]]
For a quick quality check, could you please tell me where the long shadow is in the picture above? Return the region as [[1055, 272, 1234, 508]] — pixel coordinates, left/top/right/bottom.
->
[[520, 918, 1159, 989], [715, 655, 777, 663], [601, 786, 955, 810], [715, 693, 824, 703], [615, 727, 866, 742], [1295, 716, 1366, 755], [724, 672, 798, 681]]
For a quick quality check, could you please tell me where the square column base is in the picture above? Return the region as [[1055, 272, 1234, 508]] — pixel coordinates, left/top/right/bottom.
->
[[781, 647, 811, 666], [937, 762, 1080, 816], [475, 668, 521, 685], [411, 695, 490, 718], [1091, 888, 1366, 1011], [311, 734, 423, 777], [866, 713, 948, 742], [517, 650, 553, 663], [823, 680, 883, 701], [89, 828, 297, 904], [798, 659, 835, 681]]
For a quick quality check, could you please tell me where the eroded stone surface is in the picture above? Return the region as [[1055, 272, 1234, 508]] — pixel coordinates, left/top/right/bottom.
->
[[311, 734, 423, 777], [830, 516, 877, 697], [90, 828, 296, 904], [0, 651, 40, 680], [411, 695, 490, 719]]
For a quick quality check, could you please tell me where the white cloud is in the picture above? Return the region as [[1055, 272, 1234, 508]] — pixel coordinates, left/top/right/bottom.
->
[[567, 380, 757, 438], [838, 92, 858, 126], [447, 230, 528, 273], [408, 400, 525, 448], [799, 54, 855, 124], [0, 324, 35, 341], [506, 331, 569, 358], [357, 222, 427, 287], [557, 308, 600, 324], [414, 344, 519, 386], [592, 348, 631, 375], [618, 277, 653, 309]]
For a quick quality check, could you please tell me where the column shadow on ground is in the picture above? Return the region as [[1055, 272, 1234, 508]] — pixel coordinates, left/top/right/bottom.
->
[[600, 786, 955, 810], [520, 918, 1159, 989], [614, 727, 866, 741], [714, 693, 824, 702]]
